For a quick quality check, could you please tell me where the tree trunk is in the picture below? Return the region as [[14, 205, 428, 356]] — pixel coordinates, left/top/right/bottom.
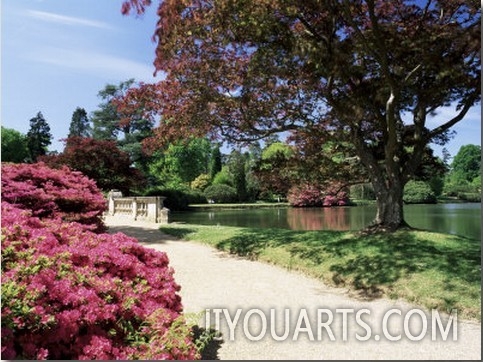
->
[[371, 177, 408, 231]]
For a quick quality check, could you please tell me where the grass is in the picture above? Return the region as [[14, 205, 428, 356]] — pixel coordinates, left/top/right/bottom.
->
[[160, 224, 481, 321]]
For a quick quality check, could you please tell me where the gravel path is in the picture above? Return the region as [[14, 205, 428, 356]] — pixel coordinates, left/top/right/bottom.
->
[[105, 217, 481, 360]]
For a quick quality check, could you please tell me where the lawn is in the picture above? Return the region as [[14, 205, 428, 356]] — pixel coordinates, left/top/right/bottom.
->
[[160, 224, 481, 321]]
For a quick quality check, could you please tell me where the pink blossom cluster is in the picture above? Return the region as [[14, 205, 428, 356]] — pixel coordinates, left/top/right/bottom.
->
[[1, 163, 199, 360], [288, 184, 349, 207], [1, 162, 107, 233]]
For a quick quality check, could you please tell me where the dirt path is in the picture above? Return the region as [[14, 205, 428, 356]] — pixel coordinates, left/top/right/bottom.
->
[[105, 217, 481, 360]]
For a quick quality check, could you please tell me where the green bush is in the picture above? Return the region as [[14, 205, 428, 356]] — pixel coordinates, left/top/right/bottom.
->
[[186, 189, 208, 205], [191, 173, 211, 191], [457, 193, 481, 202], [212, 167, 233, 186], [349, 183, 375, 200], [428, 176, 444, 197], [204, 184, 237, 203], [403, 181, 437, 204], [443, 181, 477, 197], [143, 187, 206, 210]]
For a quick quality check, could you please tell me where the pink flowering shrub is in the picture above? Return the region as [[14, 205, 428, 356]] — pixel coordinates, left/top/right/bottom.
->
[[1, 202, 199, 360], [1, 162, 107, 232], [288, 184, 349, 207]]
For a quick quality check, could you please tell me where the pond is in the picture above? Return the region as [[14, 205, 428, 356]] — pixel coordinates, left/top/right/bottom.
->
[[170, 203, 481, 240]]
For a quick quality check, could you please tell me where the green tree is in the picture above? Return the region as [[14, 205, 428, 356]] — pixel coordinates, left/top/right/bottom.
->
[[26, 112, 52, 162], [209, 144, 223, 180], [147, 138, 211, 187], [121, 0, 480, 231], [1, 127, 29, 163], [92, 80, 155, 174], [212, 166, 233, 186], [254, 142, 295, 197], [227, 149, 248, 202], [68, 107, 91, 138], [449, 144, 481, 183], [91, 80, 135, 140]]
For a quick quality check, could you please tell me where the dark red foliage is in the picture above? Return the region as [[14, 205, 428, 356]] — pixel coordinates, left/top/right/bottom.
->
[[41, 137, 145, 195], [119, 0, 480, 229]]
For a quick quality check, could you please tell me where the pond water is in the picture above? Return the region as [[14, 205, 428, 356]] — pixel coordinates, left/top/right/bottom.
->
[[170, 203, 481, 240]]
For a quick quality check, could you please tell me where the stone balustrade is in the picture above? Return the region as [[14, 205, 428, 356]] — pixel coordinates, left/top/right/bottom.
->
[[107, 190, 169, 223]]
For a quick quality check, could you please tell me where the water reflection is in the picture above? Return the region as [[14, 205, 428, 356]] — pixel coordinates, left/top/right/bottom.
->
[[171, 203, 481, 240], [286, 207, 362, 231]]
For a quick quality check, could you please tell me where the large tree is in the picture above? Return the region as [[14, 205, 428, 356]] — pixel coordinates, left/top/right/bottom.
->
[[26, 111, 52, 162], [92, 79, 136, 141], [1, 127, 29, 163], [41, 137, 145, 194], [92, 79, 155, 172], [120, 0, 480, 230], [147, 137, 211, 187], [449, 144, 481, 183], [68, 107, 91, 138]]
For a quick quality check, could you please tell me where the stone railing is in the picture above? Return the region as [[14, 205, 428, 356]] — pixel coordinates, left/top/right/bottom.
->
[[107, 191, 169, 224]]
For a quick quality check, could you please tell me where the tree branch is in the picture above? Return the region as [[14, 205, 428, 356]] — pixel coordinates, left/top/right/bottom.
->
[[428, 97, 477, 139]]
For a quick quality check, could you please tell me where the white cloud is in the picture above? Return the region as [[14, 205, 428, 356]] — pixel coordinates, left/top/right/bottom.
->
[[26, 10, 113, 29], [34, 46, 157, 82], [427, 104, 480, 131]]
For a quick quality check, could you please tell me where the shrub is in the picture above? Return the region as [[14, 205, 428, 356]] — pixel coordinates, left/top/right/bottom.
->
[[403, 180, 437, 204], [190, 173, 211, 191], [427, 176, 444, 197], [211, 167, 233, 186], [349, 183, 375, 200], [186, 189, 208, 205], [287, 184, 349, 207], [456, 192, 481, 202], [1, 202, 199, 360], [288, 184, 323, 207], [143, 187, 206, 210], [204, 184, 237, 203], [40, 137, 146, 195], [1, 162, 107, 232]]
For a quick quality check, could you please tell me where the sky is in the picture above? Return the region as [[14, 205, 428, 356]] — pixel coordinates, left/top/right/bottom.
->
[[1, 0, 159, 152], [1, 0, 481, 160]]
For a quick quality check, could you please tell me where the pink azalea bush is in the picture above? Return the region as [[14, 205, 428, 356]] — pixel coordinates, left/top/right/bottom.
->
[[1, 202, 199, 360], [288, 184, 349, 207], [1, 163, 199, 360], [1, 162, 107, 233]]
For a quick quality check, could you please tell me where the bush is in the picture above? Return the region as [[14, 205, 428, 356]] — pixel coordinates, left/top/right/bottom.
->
[[143, 187, 190, 210], [287, 184, 349, 207], [443, 181, 474, 197], [212, 167, 233, 186], [1, 202, 198, 360], [349, 183, 375, 200], [143, 187, 206, 210], [204, 184, 237, 203], [288, 184, 323, 207], [40, 137, 146, 195], [403, 180, 437, 204], [456, 192, 481, 202], [1, 162, 107, 232], [427, 176, 444, 197], [190, 173, 211, 191]]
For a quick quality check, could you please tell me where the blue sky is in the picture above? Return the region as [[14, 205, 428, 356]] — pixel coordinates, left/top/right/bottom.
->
[[1, 0, 159, 152], [1, 0, 481, 160]]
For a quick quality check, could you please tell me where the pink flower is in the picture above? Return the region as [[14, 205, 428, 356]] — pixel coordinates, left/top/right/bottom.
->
[[36, 348, 49, 360]]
